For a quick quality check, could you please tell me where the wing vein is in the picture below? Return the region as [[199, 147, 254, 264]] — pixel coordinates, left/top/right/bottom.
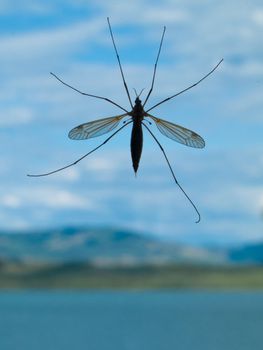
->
[[147, 114, 205, 148], [69, 114, 128, 140]]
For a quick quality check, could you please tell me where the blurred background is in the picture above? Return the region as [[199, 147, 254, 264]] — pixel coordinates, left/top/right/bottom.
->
[[0, 0, 262, 245], [1, 1, 263, 349]]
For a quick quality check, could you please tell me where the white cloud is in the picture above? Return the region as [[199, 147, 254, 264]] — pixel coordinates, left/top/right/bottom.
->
[[55, 168, 81, 182], [0, 107, 34, 126], [251, 8, 263, 25], [142, 8, 190, 24], [0, 187, 93, 210], [0, 18, 105, 62], [224, 61, 263, 77], [0, 194, 21, 208], [202, 185, 263, 216], [85, 156, 118, 172], [0, 1, 53, 14], [40, 189, 86, 208]]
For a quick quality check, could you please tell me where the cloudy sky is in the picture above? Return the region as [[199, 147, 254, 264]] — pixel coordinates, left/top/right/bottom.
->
[[0, 0, 262, 245]]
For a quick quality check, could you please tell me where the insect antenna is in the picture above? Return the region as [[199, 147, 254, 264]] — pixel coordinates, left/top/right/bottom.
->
[[133, 88, 145, 98], [107, 17, 133, 108], [27, 121, 132, 177], [146, 59, 223, 113], [143, 26, 166, 108], [50, 72, 128, 113], [142, 122, 201, 223]]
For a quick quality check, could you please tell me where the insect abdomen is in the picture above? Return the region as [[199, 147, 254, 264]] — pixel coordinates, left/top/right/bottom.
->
[[131, 121, 143, 174]]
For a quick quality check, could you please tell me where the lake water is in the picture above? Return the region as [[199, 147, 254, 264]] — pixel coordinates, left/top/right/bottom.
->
[[0, 290, 263, 350]]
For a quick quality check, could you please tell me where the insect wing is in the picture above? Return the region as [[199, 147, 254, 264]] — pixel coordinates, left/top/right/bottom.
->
[[147, 114, 205, 148], [69, 114, 128, 140]]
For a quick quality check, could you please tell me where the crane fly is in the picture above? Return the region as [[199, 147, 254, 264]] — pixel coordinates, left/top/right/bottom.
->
[[28, 18, 223, 223]]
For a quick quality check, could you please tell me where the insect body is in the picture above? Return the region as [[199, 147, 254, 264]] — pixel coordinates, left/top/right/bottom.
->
[[28, 18, 223, 223], [128, 96, 204, 173], [130, 97, 145, 173]]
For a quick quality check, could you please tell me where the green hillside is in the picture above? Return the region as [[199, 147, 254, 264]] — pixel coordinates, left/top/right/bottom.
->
[[1, 261, 263, 289]]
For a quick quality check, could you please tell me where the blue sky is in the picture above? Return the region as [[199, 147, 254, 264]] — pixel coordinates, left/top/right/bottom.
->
[[0, 0, 263, 246]]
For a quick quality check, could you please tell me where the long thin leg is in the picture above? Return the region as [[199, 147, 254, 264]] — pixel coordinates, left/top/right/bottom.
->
[[27, 121, 132, 177], [50, 72, 128, 113], [142, 122, 201, 223], [107, 17, 133, 109], [143, 26, 166, 108], [146, 59, 223, 113]]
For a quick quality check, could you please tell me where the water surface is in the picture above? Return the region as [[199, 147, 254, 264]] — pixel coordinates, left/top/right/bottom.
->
[[0, 290, 262, 350]]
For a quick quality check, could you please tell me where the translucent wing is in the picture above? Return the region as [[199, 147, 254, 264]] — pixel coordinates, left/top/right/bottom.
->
[[69, 114, 128, 140], [147, 114, 205, 148]]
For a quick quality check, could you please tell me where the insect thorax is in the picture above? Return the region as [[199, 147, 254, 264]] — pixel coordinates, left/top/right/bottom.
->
[[130, 97, 145, 121]]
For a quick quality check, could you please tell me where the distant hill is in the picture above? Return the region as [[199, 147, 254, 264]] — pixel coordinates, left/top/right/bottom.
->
[[2, 227, 263, 289], [228, 243, 263, 264], [1, 227, 263, 265], [0, 227, 227, 265]]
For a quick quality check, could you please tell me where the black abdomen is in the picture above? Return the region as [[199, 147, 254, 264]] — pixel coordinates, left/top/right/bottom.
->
[[131, 121, 143, 174]]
